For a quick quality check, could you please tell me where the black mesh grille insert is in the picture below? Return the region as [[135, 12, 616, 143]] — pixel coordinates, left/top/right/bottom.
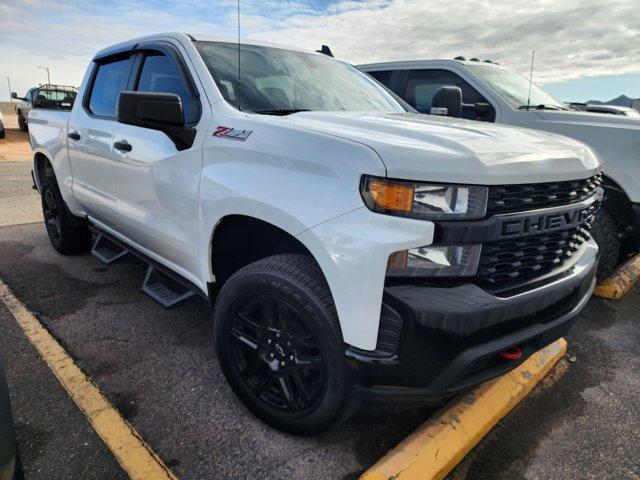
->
[[477, 227, 591, 285], [487, 173, 602, 215]]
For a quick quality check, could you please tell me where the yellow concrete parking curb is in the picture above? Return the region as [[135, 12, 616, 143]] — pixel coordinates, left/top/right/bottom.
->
[[595, 253, 640, 300], [0, 279, 178, 480], [361, 338, 567, 480]]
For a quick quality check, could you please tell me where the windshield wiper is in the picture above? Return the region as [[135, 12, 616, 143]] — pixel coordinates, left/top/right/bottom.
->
[[254, 109, 310, 116], [518, 104, 563, 111]]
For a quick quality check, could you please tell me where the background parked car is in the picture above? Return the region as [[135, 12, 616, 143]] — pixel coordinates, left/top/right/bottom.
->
[[0, 112, 5, 140], [0, 357, 22, 480]]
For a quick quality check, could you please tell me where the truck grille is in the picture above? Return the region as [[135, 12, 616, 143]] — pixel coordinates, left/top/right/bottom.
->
[[477, 226, 591, 286], [487, 173, 602, 215]]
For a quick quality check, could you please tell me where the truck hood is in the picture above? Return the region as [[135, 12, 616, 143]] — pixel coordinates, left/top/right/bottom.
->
[[285, 112, 600, 184]]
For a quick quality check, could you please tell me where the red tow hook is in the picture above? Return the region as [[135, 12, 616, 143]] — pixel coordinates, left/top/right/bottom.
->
[[499, 346, 523, 361]]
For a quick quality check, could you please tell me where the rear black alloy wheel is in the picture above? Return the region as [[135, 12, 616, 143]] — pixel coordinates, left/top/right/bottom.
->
[[39, 162, 92, 254], [214, 254, 359, 434], [229, 295, 326, 412], [42, 184, 62, 246]]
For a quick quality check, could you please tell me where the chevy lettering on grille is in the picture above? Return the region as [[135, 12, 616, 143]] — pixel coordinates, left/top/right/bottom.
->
[[435, 190, 602, 244], [501, 207, 594, 237]]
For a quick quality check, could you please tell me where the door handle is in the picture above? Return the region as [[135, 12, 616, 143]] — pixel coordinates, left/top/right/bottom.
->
[[114, 140, 132, 152], [68, 131, 80, 141]]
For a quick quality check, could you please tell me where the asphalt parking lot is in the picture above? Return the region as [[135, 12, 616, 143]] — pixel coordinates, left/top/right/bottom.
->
[[0, 142, 639, 479]]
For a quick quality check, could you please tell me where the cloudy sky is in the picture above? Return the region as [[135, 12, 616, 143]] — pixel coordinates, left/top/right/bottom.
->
[[1, 0, 639, 102]]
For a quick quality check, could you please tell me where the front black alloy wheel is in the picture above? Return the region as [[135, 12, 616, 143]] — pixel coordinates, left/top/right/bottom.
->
[[214, 254, 359, 434], [229, 295, 326, 412]]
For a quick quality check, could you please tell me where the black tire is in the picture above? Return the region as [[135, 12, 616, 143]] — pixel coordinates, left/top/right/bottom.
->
[[213, 254, 359, 434], [17, 114, 27, 132], [40, 162, 92, 254], [590, 207, 620, 281]]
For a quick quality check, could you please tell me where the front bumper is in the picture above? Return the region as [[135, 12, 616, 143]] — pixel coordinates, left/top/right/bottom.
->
[[346, 239, 598, 400]]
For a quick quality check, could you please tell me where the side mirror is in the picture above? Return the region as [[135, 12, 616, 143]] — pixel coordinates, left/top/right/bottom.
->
[[472, 102, 491, 118], [11, 92, 17, 99], [431, 86, 462, 118], [117, 91, 196, 150], [33, 97, 47, 108]]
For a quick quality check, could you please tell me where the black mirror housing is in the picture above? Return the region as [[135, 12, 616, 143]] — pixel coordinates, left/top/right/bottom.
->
[[473, 102, 491, 117], [10, 92, 17, 99], [33, 97, 47, 108], [117, 91, 196, 150], [432, 86, 463, 118]]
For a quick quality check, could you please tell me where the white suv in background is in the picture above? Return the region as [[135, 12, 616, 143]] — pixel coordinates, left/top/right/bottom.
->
[[360, 59, 640, 277]]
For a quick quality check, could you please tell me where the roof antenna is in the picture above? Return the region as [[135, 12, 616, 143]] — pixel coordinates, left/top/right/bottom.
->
[[316, 45, 334, 57], [526, 50, 535, 111], [237, 0, 243, 111]]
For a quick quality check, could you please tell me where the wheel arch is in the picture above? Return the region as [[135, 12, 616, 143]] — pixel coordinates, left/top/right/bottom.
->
[[32, 151, 51, 192], [208, 214, 319, 296]]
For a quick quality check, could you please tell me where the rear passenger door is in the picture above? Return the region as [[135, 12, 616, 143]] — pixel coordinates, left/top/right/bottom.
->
[[402, 69, 495, 121], [69, 52, 135, 225]]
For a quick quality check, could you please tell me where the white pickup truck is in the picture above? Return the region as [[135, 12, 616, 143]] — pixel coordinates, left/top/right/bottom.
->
[[29, 33, 601, 434], [360, 59, 640, 278], [12, 84, 78, 132]]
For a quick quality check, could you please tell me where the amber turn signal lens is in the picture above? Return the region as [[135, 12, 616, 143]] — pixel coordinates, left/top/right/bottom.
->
[[387, 250, 409, 272], [368, 179, 414, 212]]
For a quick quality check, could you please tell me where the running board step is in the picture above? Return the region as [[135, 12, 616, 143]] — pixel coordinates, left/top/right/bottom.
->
[[91, 233, 129, 265], [142, 266, 195, 308]]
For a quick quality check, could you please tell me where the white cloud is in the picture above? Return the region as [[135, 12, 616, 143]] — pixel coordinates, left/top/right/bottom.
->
[[251, 0, 640, 84], [0, 0, 638, 98]]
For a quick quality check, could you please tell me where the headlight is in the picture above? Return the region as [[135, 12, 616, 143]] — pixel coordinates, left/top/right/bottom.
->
[[360, 176, 488, 220], [387, 244, 482, 278]]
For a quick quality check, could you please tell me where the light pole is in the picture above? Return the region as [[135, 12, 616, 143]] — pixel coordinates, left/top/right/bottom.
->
[[6, 77, 12, 103], [38, 66, 51, 85]]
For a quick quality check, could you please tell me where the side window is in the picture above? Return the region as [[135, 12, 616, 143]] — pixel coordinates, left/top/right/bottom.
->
[[367, 70, 394, 89], [405, 69, 493, 121], [136, 53, 199, 125], [89, 57, 132, 118]]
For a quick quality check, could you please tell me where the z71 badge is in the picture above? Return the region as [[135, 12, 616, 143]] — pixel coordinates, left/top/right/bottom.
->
[[213, 126, 252, 141]]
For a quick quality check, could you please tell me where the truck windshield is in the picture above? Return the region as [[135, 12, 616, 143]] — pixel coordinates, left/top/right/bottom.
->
[[195, 41, 410, 114], [466, 64, 566, 111]]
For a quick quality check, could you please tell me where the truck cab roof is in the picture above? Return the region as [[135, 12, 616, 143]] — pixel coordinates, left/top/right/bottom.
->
[[93, 32, 320, 61]]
